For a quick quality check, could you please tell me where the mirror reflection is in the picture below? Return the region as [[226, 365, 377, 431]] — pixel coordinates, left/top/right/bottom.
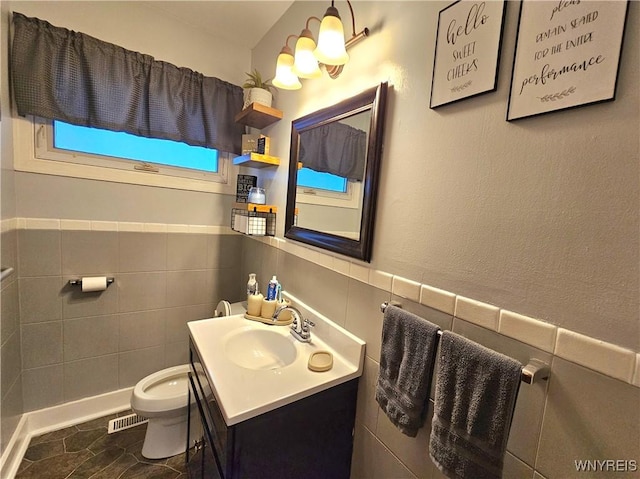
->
[[295, 109, 371, 240], [285, 82, 388, 262]]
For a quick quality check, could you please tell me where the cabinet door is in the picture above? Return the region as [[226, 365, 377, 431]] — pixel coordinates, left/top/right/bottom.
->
[[232, 379, 359, 479], [189, 372, 225, 479], [190, 341, 231, 476], [190, 342, 231, 478], [185, 441, 203, 479], [202, 425, 223, 479], [186, 380, 204, 479]]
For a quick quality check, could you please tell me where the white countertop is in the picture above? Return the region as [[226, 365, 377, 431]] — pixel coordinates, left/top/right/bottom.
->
[[188, 293, 366, 426]]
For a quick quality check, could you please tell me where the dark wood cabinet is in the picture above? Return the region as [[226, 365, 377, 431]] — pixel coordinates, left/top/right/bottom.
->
[[186, 338, 359, 479]]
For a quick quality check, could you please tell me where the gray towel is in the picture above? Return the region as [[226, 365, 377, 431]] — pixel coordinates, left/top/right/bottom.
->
[[375, 305, 440, 437], [429, 331, 522, 479]]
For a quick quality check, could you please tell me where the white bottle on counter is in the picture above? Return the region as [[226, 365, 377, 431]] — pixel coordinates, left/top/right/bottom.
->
[[247, 273, 258, 296]]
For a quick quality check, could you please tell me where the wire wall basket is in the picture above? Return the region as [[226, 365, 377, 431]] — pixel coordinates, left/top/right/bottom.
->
[[231, 206, 276, 236]]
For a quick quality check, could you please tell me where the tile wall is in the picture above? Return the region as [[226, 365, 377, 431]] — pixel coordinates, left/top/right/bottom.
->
[[5, 219, 639, 478], [240, 236, 640, 479], [1, 228, 22, 455], [15, 224, 243, 412]]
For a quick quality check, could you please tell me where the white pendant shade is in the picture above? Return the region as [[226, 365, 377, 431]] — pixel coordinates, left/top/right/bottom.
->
[[272, 49, 302, 90], [313, 7, 349, 66], [273, 4, 367, 88], [293, 32, 322, 79]]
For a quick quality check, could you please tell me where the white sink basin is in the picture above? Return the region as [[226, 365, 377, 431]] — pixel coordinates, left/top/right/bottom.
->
[[224, 328, 297, 370], [188, 292, 366, 425]]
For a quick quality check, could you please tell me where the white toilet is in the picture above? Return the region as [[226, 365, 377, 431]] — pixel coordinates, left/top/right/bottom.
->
[[131, 364, 197, 459]]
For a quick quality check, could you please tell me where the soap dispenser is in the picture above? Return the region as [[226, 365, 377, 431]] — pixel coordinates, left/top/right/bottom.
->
[[246, 273, 264, 316], [246, 273, 258, 296]]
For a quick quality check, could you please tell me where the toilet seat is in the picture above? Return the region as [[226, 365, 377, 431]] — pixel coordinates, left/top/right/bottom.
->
[[131, 364, 190, 416]]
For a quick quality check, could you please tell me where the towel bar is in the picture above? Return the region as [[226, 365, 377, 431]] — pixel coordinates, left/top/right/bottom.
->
[[1, 267, 14, 283], [380, 301, 550, 385]]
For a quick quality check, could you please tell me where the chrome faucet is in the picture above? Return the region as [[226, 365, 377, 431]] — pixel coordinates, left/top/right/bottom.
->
[[273, 305, 315, 343]]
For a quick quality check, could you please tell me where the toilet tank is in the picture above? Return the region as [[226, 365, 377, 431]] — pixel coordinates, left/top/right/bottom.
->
[[214, 300, 246, 317]]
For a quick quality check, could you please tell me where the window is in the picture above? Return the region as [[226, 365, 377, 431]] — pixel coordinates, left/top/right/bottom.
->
[[297, 167, 347, 193], [53, 121, 219, 173], [295, 167, 362, 210], [26, 118, 234, 194]]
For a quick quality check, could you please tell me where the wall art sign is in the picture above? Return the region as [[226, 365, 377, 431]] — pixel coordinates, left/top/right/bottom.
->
[[507, 0, 629, 121], [236, 174, 257, 203], [430, 0, 507, 108]]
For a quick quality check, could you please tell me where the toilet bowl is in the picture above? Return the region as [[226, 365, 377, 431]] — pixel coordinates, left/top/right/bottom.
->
[[131, 364, 197, 459]]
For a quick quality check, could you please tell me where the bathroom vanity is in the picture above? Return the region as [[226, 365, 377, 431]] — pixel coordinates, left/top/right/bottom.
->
[[187, 339, 358, 479], [185, 295, 366, 479]]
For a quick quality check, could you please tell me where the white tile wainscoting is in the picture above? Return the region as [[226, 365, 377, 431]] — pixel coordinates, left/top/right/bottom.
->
[[243, 232, 638, 389], [3, 217, 638, 387], [2, 217, 639, 479]]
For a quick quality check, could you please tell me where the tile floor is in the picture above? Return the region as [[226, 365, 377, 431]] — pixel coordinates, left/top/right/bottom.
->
[[15, 411, 188, 479]]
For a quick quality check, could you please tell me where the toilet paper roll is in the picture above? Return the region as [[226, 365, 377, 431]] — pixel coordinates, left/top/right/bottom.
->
[[81, 276, 108, 292]]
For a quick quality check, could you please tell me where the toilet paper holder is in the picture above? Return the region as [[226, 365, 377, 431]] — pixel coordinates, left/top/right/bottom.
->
[[68, 277, 115, 287]]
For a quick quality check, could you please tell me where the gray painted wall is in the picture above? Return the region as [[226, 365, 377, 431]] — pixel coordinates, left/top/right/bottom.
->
[[251, 1, 639, 351], [7, 0, 252, 227], [14, 173, 235, 226]]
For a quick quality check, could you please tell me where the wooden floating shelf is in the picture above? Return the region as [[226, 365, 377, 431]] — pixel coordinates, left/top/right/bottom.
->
[[233, 152, 280, 169], [235, 103, 283, 129]]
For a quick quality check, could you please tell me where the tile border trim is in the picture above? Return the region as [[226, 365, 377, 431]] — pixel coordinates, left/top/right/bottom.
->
[[2, 217, 234, 234]]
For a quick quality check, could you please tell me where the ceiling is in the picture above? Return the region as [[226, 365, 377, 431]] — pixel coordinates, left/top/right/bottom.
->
[[142, 1, 295, 49]]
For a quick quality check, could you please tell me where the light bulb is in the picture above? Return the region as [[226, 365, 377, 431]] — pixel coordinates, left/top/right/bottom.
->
[[272, 47, 302, 90], [293, 30, 322, 79], [314, 6, 349, 66]]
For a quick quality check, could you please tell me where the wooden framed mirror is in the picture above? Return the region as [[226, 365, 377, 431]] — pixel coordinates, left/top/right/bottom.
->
[[285, 82, 388, 262]]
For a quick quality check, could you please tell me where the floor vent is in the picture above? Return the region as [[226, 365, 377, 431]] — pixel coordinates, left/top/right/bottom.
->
[[108, 413, 148, 434]]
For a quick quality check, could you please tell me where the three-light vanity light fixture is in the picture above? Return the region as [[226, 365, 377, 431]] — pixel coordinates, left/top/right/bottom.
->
[[272, 0, 369, 90]]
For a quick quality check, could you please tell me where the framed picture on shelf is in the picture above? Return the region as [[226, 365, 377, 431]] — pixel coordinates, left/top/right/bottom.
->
[[507, 0, 629, 121], [235, 174, 257, 203], [430, 0, 507, 108]]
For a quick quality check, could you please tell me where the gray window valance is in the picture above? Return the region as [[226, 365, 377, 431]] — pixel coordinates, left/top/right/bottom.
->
[[299, 122, 367, 181], [11, 12, 245, 154]]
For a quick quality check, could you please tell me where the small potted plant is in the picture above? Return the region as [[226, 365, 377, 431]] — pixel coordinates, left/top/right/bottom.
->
[[242, 69, 275, 109]]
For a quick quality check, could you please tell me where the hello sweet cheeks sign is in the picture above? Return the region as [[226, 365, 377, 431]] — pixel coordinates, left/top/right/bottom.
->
[[430, 0, 507, 108], [507, 0, 629, 120]]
